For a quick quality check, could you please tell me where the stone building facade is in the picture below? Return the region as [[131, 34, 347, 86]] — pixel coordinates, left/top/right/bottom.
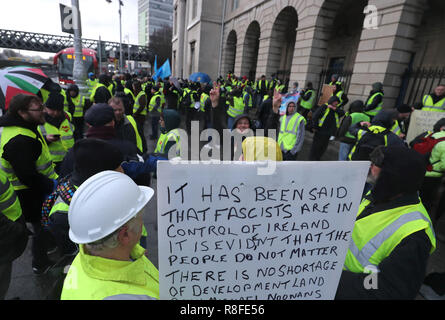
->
[[172, 0, 445, 108]]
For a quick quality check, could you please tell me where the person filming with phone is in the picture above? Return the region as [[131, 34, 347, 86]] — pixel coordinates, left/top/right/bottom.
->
[[38, 92, 75, 175]]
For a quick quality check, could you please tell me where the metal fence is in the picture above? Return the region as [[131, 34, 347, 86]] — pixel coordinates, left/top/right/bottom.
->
[[397, 66, 445, 106]]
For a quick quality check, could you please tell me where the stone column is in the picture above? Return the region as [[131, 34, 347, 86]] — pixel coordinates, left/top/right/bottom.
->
[[290, 23, 330, 90], [177, 0, 186, 78], [288, 2, 334, 92], [347, 0, 426, 108], [234, 41, 244, 77], [255, 32, 272, 79]]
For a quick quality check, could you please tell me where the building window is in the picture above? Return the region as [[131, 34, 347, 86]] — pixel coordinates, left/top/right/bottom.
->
[[232, 0, 239, 11], [174, 7, 177, 35], [189, 41, 196, 75], [191, 0, 197, 20]]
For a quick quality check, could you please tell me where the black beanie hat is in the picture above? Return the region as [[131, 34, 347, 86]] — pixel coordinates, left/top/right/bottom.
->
[[45, 92, 64, 111], [370, 146, 426, 203], [328, 95, 340, 105], [73, 139, 124, 185], [84, 103, 115, 127], [397, 104, 412, 114], [433, 118, 445, 133]]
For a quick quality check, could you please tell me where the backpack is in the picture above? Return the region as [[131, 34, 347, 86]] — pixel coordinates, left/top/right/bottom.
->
[[412, 133, 445, 171], [181, 90, 192, 108], [41, 176, 76, 227], [351, 129, 390, 161]]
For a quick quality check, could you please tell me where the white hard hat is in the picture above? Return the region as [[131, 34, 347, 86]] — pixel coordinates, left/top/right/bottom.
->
[[68, 171, 154, 244]]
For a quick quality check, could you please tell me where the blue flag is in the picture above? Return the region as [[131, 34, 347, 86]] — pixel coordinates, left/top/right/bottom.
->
[[153, 59, 171, 81]]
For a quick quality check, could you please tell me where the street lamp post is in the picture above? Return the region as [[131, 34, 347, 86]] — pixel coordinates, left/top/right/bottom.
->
[[119, 0, 123, 73], [106, 0, 124, 73], [126, 34, 131, 73], [71, 0, 87, 99]]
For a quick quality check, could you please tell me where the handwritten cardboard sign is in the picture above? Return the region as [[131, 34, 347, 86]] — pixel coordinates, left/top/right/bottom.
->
[[406, 110, 445, 144], [318, 85, 335, 106], [157, 161, 369, 300]]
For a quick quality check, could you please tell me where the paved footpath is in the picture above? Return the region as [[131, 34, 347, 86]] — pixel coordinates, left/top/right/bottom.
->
[[5, 115, 445, 300]]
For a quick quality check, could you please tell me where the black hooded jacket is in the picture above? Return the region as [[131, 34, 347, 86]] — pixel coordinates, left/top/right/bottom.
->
[[336, 100, 369, 144], [333, 83, 349, 108], [0, 114, 54, 194], [164, 82, 181, 110], [0, 114, 55, 222], [365, 82, 384, 112], [92, 75, 112, 104], [348, 109, 406, 152], [65, 85, 80, 116], [311, 97, 346, 136], [336, 147, 432, 300]]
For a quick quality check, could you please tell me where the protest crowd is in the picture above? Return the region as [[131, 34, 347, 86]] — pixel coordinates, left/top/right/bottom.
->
[[0, 67, 444, 301]]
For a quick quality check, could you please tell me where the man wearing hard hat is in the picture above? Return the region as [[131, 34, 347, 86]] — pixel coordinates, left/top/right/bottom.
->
[[60, 171, 159, 300]]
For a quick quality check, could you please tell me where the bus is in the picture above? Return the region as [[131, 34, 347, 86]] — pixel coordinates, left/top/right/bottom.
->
[[53, 47, 98, 86]]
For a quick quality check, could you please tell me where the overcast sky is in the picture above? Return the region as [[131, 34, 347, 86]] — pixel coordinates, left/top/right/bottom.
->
[[0, 0, 139, 58]]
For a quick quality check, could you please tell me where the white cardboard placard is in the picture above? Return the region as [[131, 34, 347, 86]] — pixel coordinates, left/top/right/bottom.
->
[[406, 110, 445, 143], [157, 161, 369, 300]]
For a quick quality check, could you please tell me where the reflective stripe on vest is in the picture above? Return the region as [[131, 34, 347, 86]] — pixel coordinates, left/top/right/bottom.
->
[[125, 116, 143, 153], [89, 83, 107, 102], [38, 117, 75, 163], [0, 172, 21, 221], [200, 93, 209, 112], [344, 200, 436, 273], [71, 95, 85, 118], [187, 90, 197, 109], [154, 129, 180, 155], [422, 95, 445, 112], [61, 90, 70, 114], [318, 107, 340, 128], [365, 92, 384, 116], [107, 83, 114, 95], [257, 80, 268, 92], [133, 91, 148, 115], [335, 91, 344, 107], [61, 244, 159, 300], [344, 113, 371, 140], [49, 195, 69, 217], [243, 92, 253, 108], [149, 94, 162, 113], [227, 96, 245, 118], [0, 126, 57, 190], [300, 90, 315, 110], [391, 120, 401, 135], [124, 88, 136, 101], [278, 113, 306, 152], [86, 79, 98, 95], [348, 125, 388, 160]]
